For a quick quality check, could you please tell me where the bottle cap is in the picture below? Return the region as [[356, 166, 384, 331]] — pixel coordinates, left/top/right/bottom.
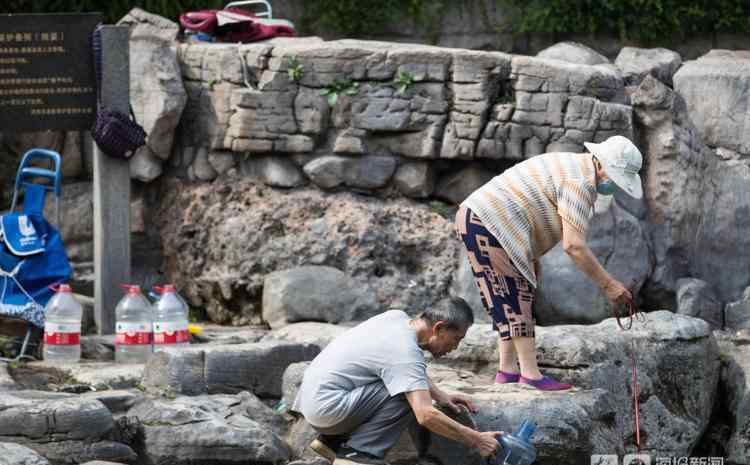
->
[[50, 283, 72, 293], [119, 284, 141, 294], [153, 284, 177, 294]]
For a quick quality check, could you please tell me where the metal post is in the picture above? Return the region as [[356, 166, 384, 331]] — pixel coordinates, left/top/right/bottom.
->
[[93, 25, 131, 335]]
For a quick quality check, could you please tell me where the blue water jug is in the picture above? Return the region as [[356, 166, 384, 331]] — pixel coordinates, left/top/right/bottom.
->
[[485, 420, 537, 465]]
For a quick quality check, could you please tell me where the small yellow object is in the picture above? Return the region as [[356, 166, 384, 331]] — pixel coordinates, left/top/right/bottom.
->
[[188, 324, 203, 335]]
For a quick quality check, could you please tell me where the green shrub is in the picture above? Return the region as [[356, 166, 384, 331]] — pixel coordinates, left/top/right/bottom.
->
[[3, 0, 748, 44], [496, 0, 750, 44], [298, 0, 448, 38], [2, 0, 226, 24]]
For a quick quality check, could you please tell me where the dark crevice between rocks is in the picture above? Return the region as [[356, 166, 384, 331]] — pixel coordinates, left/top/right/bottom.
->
[[471, 75, 510, 158], [692, 360, 733, 459]]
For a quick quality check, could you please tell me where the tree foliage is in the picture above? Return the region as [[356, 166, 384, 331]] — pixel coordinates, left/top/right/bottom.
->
[[2, 0, 748, 43], [496, 0, 750, 44]]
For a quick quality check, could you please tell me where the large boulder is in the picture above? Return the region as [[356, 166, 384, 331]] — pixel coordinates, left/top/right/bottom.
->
[[125, 394, 290, 465], [393, 161, 436, 198], [241, 155, 306, 188], [263, 266, 378, 329], [673, 50, 750, 157], [724, 288, 750, 330], [691, 157, 750, 303], [536, 196, 652, 325], [119, 8, 187, 182], [154, 179, 460, 325], [615, 47, 682, 87], [262, 322, 348, 350], [441, 311, 719, 458], [141, 340, 320, 397], [0, 391, 135, 464], [631, 75, 713, 306], [433, 164, 494, 204], [715, 331, 750, 464], [675, 278, 723, 330], [536, 41, 610, 65], [416, 375, 622, 465], [281, 362, 310, 411], [0, 443, 51, 465], [303, 155, 397, 191]]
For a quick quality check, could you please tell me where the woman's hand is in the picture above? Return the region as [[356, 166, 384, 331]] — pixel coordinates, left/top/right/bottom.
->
[[603, 279, 633, 308]]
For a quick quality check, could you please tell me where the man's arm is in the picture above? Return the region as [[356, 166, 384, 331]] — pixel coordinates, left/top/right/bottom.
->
[[561, 218, 632, 304], [427, 376, 447, 404], [405, 390, 501, 458]]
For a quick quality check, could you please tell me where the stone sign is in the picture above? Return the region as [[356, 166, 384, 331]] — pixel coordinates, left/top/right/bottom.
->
[[0, 13, 101, 131]]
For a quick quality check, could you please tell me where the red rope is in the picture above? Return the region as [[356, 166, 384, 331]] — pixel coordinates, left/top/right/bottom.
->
[[631, 338, 641, 452], [613, 297, 644, 453]]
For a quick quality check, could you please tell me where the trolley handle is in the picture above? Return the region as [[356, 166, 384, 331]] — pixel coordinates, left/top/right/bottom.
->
[[15, 149, 62, 197], [225, 0, 272, 18]]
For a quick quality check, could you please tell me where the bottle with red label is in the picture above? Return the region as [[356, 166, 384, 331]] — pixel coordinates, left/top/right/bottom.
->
[[43, 283, 82, 364], [152, 284, 190, 352], [115, 284, 153, 364]]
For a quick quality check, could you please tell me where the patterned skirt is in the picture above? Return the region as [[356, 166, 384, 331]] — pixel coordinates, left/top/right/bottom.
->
[[455, 205, 536, 341]]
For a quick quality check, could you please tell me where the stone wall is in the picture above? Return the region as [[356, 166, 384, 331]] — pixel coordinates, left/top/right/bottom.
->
[[2, 9, 750, 331], [164, 38, 631, 192]]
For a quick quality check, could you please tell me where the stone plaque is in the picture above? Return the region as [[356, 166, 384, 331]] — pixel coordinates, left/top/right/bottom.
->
[[0, 13, 102, 131]]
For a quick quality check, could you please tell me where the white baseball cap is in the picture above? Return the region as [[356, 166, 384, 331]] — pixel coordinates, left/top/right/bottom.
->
[[584, 135, 643, 199]]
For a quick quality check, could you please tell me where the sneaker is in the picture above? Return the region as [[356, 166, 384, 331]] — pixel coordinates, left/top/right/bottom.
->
[[334, 446, 387, 465], [494, 370, 520, 384], [310, 434, 347, 462], [519, 375, 572, 391]]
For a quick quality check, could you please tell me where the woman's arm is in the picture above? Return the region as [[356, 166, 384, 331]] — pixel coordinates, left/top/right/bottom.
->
[[561, 218, 632, 305]]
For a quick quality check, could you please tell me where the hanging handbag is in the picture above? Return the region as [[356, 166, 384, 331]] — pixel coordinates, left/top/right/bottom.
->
[[90, 25, 146, 160]]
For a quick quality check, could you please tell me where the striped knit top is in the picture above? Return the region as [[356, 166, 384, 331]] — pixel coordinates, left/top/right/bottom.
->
[[462, 152, 597, 288]]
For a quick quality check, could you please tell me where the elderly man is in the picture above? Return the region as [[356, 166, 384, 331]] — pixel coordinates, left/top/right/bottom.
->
[[456, 135, 642, 391], [293, 297, 503, 465]]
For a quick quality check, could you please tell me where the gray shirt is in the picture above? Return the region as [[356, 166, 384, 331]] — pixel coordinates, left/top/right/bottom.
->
[[293, 310, 429, 428]]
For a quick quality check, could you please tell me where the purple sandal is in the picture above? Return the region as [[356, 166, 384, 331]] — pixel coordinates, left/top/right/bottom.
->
[[494, 370, 521, 384], [519, 375, 572, 391]]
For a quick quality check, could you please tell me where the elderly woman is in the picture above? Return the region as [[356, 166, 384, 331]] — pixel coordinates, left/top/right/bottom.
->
[[455, 135, 642, 390]]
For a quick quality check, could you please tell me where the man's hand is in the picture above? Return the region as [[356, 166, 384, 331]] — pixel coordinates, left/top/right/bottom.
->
[[442, 393, 478, 414], [603, 279, 633, 308], [473, 431, 503, 458]]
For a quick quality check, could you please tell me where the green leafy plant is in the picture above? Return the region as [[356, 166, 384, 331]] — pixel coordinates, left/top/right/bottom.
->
[[495, 0, 750, 45], [287, 56, 304, 82], [320, 79, 360, 106], [6, 0, 747, 45], [392, 70, 416, 96], [428, 200, 453, 219]]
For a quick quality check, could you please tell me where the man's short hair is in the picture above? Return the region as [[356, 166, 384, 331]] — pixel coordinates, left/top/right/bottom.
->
[[418, 296, 474, 331]]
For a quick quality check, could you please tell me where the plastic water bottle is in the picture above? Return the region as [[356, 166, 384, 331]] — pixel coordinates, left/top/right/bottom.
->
[[493, 420, 537, 465], [115, 285, 153, 364], [152, 284, 190, 352], [43, 284, 82, 363]]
